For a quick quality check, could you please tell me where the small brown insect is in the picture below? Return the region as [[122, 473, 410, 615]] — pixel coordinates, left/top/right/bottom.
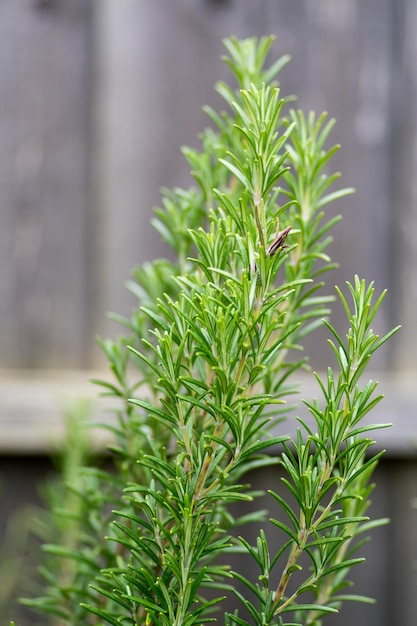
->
[[267, 225, 292, 257]]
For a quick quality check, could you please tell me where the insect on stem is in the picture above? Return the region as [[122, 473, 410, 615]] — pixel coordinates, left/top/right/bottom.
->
[[267, 225, 292, 257]]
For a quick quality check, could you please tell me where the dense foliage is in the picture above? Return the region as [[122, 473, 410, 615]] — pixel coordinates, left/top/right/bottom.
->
[[20, 36, 398, 626]]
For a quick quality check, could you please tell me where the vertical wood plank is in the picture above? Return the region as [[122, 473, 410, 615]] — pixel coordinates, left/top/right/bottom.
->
[[0, 0, 92, 367], [0, 0, 403, 367], [391, 0, 417, 370], [384, 460, 417, 626], [92, 0, 394, 370], [286, 0, 395, 368], [0, 456, 54, 624]]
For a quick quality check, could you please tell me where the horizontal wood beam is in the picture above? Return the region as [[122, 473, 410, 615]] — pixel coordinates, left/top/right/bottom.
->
[[0, 370, 415, 456]]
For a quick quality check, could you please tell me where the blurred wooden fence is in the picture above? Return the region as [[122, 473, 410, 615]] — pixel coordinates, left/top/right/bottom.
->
[[1, 1, 417, 625]]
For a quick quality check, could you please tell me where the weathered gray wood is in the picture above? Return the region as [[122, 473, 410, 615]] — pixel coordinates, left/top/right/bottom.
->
[[383, 460, 417, 626], [0, 455, 54, 624], [0, 370, 415, 457], [0, 0, 410, 368], [1, 4, 417, 623], [0, 0, 92, 368], [92, 0, 395, 370], [0, 1, 405, 369], [390, 0, 417, 370], [0, 370, 103, 453]]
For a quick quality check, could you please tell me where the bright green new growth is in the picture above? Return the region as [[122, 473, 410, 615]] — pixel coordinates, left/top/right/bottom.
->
[[22, 36, 398, 626]]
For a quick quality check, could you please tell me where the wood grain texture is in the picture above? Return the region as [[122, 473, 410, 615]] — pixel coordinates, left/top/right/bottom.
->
[[0, 0, 92, 368], [1, 0, 413, 371], [0, 370, 414, 456], [92, 0, 397, 370], [390, 0, 417, 370], [2, 3, 417, 624]]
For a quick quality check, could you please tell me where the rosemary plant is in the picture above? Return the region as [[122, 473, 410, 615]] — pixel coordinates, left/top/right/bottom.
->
[[21, 36, 398, 626]]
